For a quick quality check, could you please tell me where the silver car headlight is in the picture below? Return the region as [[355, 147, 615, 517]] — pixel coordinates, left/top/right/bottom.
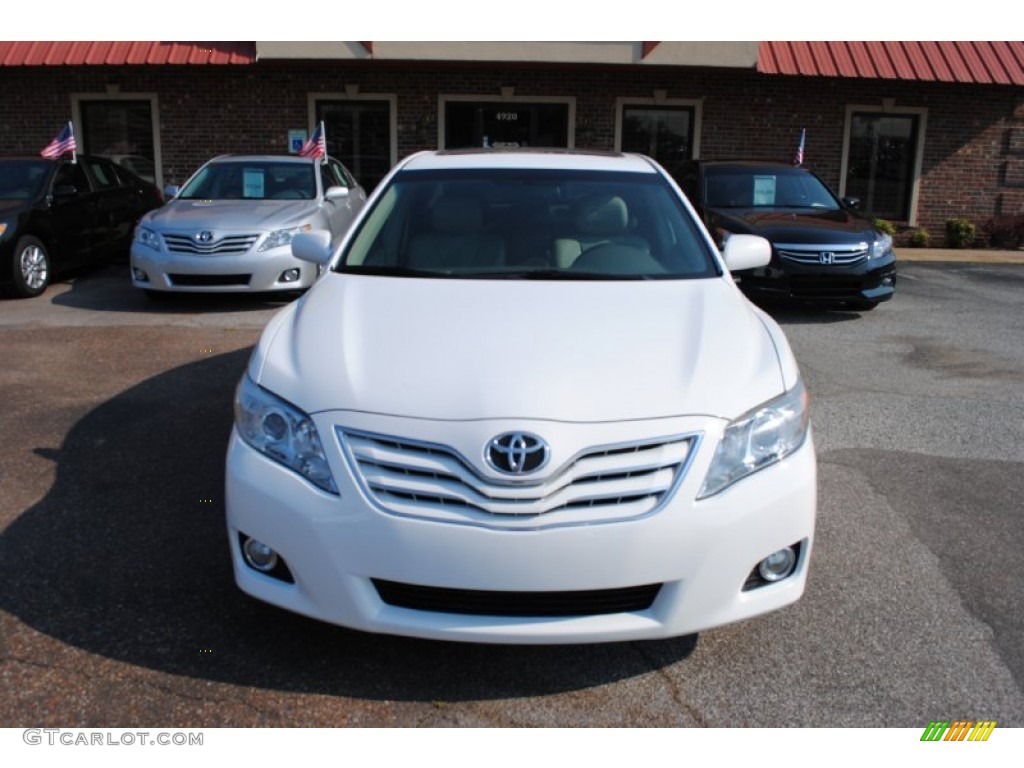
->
[[258, 224, 313, 253], [134, 225, 163, 251], [698, 379, 810, 499], [870, 233, 893, 259], [234, 374, 338, 494]]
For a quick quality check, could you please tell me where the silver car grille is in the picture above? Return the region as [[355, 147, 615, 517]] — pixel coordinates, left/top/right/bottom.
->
[[777, 242, 869, 266], [164, 233, 259, 255], [337, 428, 699, 530]]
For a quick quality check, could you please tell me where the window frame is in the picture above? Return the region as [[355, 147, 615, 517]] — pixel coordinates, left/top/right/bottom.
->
[[437, 94, 577, 150], [839, 103, 927, 225], [72, 92, 162, 188], [309, 92, 398, 190], [614, 97, 703, 161]]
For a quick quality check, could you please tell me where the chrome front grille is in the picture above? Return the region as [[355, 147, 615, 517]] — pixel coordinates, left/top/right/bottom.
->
[[777, 242, 869, 266], [337, 428, 699, 530], [164, 233, 260, 254]]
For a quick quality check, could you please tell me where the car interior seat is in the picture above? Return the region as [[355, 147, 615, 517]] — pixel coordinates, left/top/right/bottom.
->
[[553, 194, 650, 269], [406, 196, 505, 271]]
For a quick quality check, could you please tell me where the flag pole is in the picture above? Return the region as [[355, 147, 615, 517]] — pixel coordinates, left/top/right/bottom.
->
[[70, 120, 77, 165], [320, 120, 327, 164]]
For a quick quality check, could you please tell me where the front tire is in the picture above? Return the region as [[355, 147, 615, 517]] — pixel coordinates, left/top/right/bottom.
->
[[10, 236, 51, 298]]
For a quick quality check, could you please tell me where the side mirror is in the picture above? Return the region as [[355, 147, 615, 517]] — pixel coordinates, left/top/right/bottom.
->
[[53, 184, 78, 198], [324, 186, 350, 202], [291, 230, 334, 266], [164, 185, 180, 199], [841, 196, 862, 210], [722, 234, 771, 271]]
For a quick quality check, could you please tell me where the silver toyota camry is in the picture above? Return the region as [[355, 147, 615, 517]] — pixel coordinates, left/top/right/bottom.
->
[[130, 154, 366, 296]]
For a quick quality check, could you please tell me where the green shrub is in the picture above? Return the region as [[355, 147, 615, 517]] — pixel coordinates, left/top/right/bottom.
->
[[873, 218, 897, 236], [909, 228, 930, 248], [945, 218, 975, 249]]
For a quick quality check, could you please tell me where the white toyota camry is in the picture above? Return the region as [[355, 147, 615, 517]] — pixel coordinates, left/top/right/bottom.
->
[[225, 149, 817, 644]]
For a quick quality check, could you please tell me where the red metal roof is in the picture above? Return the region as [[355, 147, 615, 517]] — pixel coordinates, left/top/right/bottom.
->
[[759, 41, 1024, 86], [0, 41, 256, 66]]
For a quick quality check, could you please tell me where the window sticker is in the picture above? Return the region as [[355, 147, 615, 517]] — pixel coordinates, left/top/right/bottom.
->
[[243, 169, 265, 198], [753, 175, 776, 206]]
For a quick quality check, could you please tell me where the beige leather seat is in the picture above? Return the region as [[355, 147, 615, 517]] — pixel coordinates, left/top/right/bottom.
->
[[553, 194, 649, 269], [407, 196, 505, 270]]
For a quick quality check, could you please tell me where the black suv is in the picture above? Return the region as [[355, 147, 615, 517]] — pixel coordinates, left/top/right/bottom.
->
[[679, 160, 896, 310]]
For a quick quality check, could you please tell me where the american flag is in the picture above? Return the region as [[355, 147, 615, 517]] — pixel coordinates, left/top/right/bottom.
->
[[299, 122, 326, 160], [41, 121, 77, 159], [793, 128, 806, 167]]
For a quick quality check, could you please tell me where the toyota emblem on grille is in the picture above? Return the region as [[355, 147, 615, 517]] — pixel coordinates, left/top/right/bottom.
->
[[195, 231, 214, 243], [486, 432, 549, 475], [819, 251, 835, 265]]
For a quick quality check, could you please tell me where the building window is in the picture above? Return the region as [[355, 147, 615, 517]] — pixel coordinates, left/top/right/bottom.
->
[[841, 107, 926, 223], [441, 98, 573, 150], [618, 104, 697, 180], [75, 96, 160, 186], [314, 97, 395, 192]]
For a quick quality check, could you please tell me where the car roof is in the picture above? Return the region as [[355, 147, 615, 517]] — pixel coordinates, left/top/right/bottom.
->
[[399, 148, 659, 173]]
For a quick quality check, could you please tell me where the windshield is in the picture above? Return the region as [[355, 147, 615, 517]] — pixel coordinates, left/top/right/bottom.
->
[[704, 168, 840, 210], [179, 161, 317, 201], [338, 168, 719, 280], [0, 159, 51, 200]]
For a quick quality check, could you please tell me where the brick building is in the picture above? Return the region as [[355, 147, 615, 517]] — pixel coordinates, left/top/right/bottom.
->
[[2, 41, 1022, 244]]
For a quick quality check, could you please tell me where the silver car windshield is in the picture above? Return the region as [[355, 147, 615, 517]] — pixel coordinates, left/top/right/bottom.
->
[[179, 161, 317, 201], [339, 169, 720, 280]]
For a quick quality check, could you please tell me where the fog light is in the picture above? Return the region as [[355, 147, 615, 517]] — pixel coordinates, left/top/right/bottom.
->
[[132, 268, 148, 281], [279, 268, 301, 283], [242, 537, 279, 573], [758, 547, 797, 582]]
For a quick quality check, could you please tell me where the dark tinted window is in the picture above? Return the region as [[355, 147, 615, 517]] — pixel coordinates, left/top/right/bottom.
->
[[84, 158, 120, 189], [53, 162, 90, 193], [844, 112, 919, 221]]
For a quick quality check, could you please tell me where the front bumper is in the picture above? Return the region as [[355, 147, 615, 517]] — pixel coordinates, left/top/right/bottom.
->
[[225, 411, 817, 644], [738, 251, 897, 303], [130, 242, 317, 293]]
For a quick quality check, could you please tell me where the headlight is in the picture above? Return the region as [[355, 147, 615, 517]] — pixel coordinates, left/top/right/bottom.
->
[[234, 375, 338, 494], [134, 225, 163, 251], [698, 379, 810, 499], [258, 224, 313, 252], [871, 233, 893, 259], [0, 222, 9, 239]]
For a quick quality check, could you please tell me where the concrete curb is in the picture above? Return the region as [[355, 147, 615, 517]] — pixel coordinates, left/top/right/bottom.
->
[[896, 248, 1024, 264]]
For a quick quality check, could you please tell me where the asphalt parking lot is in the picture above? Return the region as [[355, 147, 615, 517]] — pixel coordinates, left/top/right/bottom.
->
[[1, 260, 1022, 727]]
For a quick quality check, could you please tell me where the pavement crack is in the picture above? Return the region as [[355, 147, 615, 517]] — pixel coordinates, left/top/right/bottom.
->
[[628, 642, 707, 727]]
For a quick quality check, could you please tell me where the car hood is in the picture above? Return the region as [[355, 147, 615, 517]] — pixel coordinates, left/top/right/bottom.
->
[[708, 207, 877, 245], [251, 274, 785, 423], [143, 199, 318, 231]]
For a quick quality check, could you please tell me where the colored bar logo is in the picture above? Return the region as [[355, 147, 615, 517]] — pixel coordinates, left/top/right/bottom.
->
[[921, 720, 997, 741]]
